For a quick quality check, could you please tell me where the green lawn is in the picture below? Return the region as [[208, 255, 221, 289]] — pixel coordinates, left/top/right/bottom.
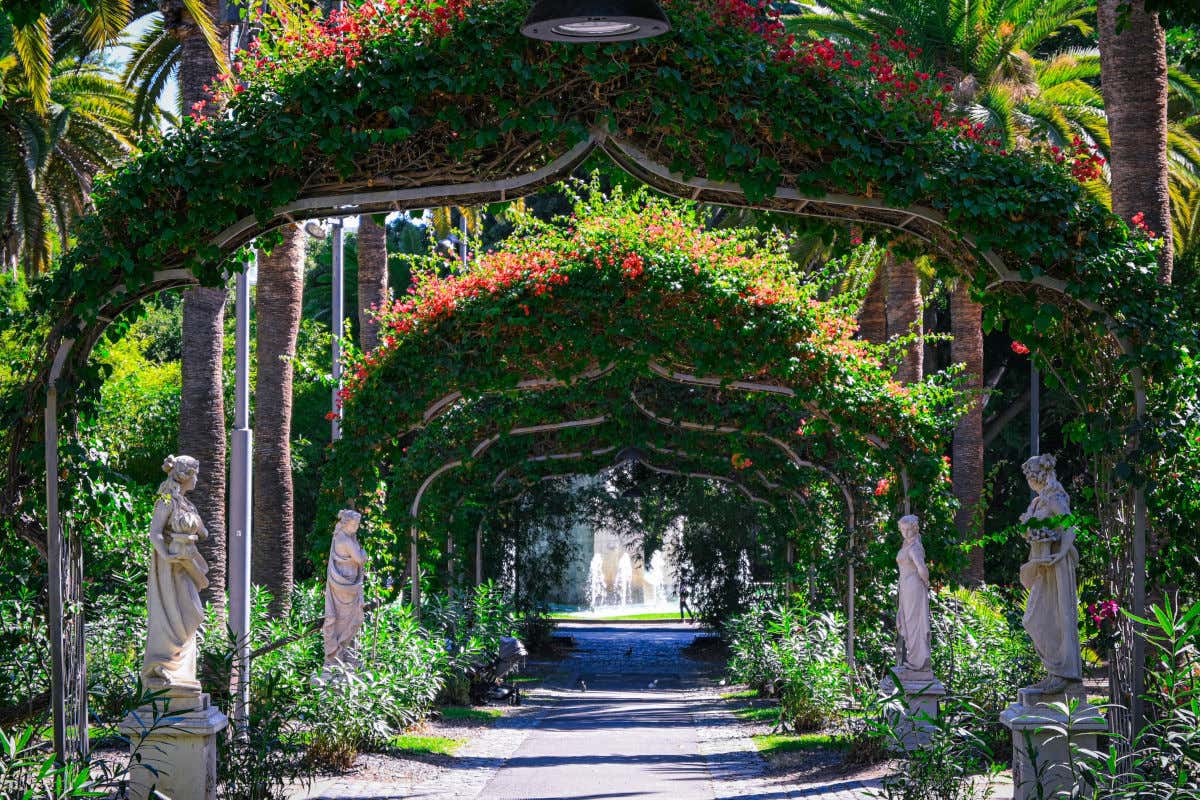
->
[[390, 734, 463, 756], [719, 689, 758, 700], [734, 705, 780, 724], [438, 706, 503, 722], [752, 732, 846, 756], [548, 612, 687, 621]]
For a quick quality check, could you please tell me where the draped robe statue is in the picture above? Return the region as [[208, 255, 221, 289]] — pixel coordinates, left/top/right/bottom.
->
[[142, 455, 209, 695], [895, 515, 933, 679], [1018, 454, 1083, 694], [322, 510, 367, 668]]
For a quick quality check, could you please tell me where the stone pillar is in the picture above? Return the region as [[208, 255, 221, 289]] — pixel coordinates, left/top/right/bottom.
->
[[120, 693, 228, 800], [880, 674, 946, 750], [1001, 689, 1106, 800]]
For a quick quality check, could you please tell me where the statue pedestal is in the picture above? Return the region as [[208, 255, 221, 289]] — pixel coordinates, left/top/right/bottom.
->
[[1000, 688, 1105, 800], [880, 673, 946, 750], [119, 692, 228, 800]]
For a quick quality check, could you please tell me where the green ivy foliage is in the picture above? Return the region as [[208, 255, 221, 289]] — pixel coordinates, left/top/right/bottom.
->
[[318, 192, 959, 583]]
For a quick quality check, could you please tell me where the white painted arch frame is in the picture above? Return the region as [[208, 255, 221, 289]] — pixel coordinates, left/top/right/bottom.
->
[[40, 125, 1150, 760]]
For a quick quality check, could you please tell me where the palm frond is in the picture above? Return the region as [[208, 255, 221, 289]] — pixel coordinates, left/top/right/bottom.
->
[[11, 15, 51, 112]]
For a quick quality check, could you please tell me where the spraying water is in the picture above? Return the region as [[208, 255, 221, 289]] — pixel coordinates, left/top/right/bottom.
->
[[738, 549, 753, 589], [587, 553, 608, 610], [615, 553, 634, 607], [644, 549, 666, 603]]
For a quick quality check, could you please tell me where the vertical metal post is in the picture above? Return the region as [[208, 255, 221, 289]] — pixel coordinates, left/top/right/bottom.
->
[[46, 386, 67, 764], [228, 263, 254, 728], [410, 527, 420, 613], [475, 522, 484, 586], [1131, 382, 1148, 734], [331, 220, 345, 442], [459, 209, 469, 268], [1030, 366, 1040, 457], [785, 540, 795, 597]]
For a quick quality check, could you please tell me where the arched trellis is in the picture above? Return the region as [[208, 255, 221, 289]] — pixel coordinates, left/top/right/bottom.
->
[[442, 443, 864, 666], [7, 0, 1179, 761]]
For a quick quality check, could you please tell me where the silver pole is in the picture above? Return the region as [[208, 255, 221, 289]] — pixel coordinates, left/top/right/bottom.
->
[[46, 386, 67, 763], [331, 221, 345, 442], [1030, 366, 1040, 457], [228, 262, 254, 728], [460, 210, 468, 268]]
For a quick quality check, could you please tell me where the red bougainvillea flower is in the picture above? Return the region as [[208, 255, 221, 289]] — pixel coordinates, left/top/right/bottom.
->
[[1130, 211, 1156, 238], [874, 477, 891, 496], [1011, 341, 1030, 355], [731, 453, 753, 470]]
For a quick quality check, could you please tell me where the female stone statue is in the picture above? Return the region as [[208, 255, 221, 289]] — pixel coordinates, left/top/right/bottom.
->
[[895, 515, 932, 677], [1018, 454, 1083, 694], [322, 510, 367, 667], [142, 455, 209, 694]]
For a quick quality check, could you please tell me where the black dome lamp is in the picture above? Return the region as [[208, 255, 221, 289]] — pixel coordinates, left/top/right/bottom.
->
[[521, 0, 670, 42]]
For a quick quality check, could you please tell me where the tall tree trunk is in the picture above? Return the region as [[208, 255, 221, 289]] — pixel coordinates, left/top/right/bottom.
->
[[951, 283, 985, 585], [1098, 0, 1173, 280], [252, 227, 305, 616], [357, 214, 388, 351], [858, 262, 886, 345], [885, 255, 923, 383], [175, 0, 229, 615]]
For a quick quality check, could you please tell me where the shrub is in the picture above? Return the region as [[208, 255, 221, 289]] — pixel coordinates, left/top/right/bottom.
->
[[726, 597, 850, 732]]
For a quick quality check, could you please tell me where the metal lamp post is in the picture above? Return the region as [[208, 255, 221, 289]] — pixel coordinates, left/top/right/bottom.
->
[[228, 257, 254, 728]]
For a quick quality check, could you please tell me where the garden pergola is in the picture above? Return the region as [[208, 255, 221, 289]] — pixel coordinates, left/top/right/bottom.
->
[[0, 0, 1182, 761]]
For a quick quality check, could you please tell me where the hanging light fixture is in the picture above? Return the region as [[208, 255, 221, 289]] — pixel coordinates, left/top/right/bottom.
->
[[521, 0, 670, 42]]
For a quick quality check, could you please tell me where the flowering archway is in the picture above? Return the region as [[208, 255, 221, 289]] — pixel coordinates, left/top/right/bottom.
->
[[317, 199, 957, 619], [0, 0, 1188, 760]]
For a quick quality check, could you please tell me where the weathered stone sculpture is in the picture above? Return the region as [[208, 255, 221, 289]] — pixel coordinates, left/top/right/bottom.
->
[[895, 514, 933, 679], [882, 515, 944, 750], [322, 510, 367, 670], [142, 455, 210, 696], [1001, 454, 1104, 800], [121, 456, 226, 800], [1016, 454, 1083, 695]]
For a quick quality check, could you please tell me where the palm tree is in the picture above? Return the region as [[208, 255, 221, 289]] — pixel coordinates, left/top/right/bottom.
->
[[950, 283, 985, 585], [2, 0, 221, 113], [357, 213, 388, 351], [1097, 0, 1174, 279], [884, 254, 923, 383], [174, 0, 230, 616], [1, 18, 141, 274], [252, 226, 305, 615]]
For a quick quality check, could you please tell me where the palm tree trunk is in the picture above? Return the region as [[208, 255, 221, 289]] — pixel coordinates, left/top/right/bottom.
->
[[176, 1, 228, 614], [951, 283, 985, 585], [858, 263, 886, 345], [885, 255, 923, 383], [251, 227, 305, 616], [1097, 0, 1173, 280], [357, 214, 388, 351]]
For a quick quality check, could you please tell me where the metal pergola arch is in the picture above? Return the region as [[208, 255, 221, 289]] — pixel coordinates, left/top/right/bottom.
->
[[28, 124, 1150, 763]]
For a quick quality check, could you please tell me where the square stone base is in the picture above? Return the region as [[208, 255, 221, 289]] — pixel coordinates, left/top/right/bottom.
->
[[880, 674, 946, 750], [119, 693, 228, 800], [1000, 696, 1105, 800]]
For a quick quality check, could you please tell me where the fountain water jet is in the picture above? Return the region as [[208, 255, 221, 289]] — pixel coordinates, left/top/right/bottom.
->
[[587, 554, 608, 610], [615, 553, 633, 607]]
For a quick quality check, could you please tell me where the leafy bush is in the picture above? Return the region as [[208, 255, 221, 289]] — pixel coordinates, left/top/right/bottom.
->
[[866, 693, 1000, 800], [930, 586, 1039, 753], [726, 597, 850, 732]]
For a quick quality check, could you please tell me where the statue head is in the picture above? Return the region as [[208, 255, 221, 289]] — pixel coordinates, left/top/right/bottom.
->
[[1021, 454, 1057, 493], [899, 514, 920, 541], [336, 509, 362, 536], [161, 455, 200, 493]]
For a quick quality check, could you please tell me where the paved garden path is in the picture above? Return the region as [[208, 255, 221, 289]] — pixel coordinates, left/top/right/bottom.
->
[[465, 623, 879, 800], [301, 623, 882, 800]]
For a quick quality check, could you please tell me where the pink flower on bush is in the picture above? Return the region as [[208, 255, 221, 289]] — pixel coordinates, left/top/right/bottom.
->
[[1088, 599, 1120, 626], [1011, 341, 1030, 355]]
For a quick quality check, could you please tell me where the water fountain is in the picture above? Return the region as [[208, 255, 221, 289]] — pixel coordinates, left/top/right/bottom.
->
[[587, 553, 608, 610], [644, 549, 666, 603], [614, 552, 633, 607]]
